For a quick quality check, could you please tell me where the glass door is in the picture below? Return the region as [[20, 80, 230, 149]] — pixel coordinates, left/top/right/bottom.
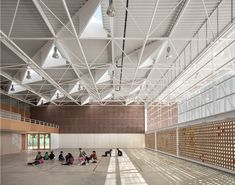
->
[[27, 133, 50, 150], [39, 134, 45, 149], [45, 134, 50, 149], [27, 134, 33, 150]]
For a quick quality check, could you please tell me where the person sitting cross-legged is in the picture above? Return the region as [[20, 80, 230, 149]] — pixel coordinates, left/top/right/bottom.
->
[[49, 151, 55, 160], [44, 152, 49, 160], [58, 151, 65, 161], [117, 148, 123, 156], [62, 153, 74, 165], [89, 151, 97, 163], [79, 151, 89, 165]]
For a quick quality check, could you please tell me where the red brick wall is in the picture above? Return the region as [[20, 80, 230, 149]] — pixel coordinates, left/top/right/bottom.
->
[[30, 105, 145, 133]]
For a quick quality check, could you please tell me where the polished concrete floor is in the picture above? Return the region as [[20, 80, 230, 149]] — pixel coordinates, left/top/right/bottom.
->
[[1, 149, 235, 185]]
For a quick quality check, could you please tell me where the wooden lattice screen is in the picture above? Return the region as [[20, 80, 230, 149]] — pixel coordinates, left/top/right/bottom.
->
[[178, 120, 235, 171]]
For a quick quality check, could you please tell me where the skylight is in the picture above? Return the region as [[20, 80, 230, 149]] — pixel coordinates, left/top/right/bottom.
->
[[80, 5, 107, 38]]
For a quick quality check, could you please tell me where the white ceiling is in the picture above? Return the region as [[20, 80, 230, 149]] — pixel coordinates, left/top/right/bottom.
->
[[1, 0, 234, 106]]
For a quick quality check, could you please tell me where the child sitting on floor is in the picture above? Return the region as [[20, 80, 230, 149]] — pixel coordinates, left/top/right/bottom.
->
[[79, 151, 88, 165], [44, 152, 49, 160], [89, 151, 97, 163], [62, 153, 74, 165], [58, 151, 65, 161], [49, 151, 55, 160], [27, 151, 44, 165]]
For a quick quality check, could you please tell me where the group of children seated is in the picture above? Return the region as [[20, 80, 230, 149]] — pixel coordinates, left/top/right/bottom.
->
[[27, 148, 122, 166]]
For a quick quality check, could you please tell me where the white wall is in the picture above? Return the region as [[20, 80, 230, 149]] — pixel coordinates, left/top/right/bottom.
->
[[51, 133, 60, 149], [1, 131, 22, 155], [59, 134, 145, 148]]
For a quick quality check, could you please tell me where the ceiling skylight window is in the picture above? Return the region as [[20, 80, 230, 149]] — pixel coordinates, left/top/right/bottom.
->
[[80, 5, 107, 38]]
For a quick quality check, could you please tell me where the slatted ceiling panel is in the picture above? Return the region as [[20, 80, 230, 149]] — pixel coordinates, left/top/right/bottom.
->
[[80, 40, 110, 63], [125, 0, 156, 38], [0, 0, 17, 35], [1, 44, 25, 66], [38, 0, 65, 34], [14, 40, 48, 58], [10, 0, 52, 37], [150, 0, 183, 38], [172, 0, 221, 38], [101, 0, 111, 33], [39, 0, 87, 34], [123, 40, 144, 55], [218, 0, 232, 34], [113, 0, 128, 37], [66, 0, 88, 17], [169, 0, 221, 54]]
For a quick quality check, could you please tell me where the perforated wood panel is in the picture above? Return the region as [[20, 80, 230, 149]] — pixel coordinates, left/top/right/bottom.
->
[[31, 105, 145, 133], [179, 120, 235, 171], [157, 129, 177, 155], [145, 133, 155, 149]]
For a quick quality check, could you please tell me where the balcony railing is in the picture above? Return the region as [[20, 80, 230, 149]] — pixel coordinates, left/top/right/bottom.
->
[[0, 110, 59, 128]]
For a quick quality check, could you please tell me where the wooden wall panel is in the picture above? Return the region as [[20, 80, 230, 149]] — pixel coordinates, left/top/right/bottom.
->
[[31, 105, 145, 133], [145, 133, 155, 149], [179, 120, 235, 171], [156, 129, 177, 155], [0, 118, 59, 133], [0, 103, 30, 118]]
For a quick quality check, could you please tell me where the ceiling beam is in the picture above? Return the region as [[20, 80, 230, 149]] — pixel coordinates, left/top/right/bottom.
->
[[8, 0, 21, 37], [137, 0, 191, 102], [62, 0, 102, 101], [1, 31, 79, 105], [37, 0, 102, 101], [0, 71, 57, 105], [126, 0, 161, 103]]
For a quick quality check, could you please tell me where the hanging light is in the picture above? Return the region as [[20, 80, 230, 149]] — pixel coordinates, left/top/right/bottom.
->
[[106, 0, 116, 17], [195, 72, 199, 79], [56, 92, 59, 99], [10, 84, 15, 91], [52, 46, 59, 59], [26, 70, 31, 79], [78, 84, 81, 91], [111, 70, 114, 79], [166, 46, 172, 59]]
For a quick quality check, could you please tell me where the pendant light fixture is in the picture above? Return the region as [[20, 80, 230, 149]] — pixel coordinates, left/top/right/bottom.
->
[[106, 0, 116, 17], [52, 46, 59, 59], [26, 70, 31, 79], [10, 84, 15, 91], [166, 46, 172, 59]]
